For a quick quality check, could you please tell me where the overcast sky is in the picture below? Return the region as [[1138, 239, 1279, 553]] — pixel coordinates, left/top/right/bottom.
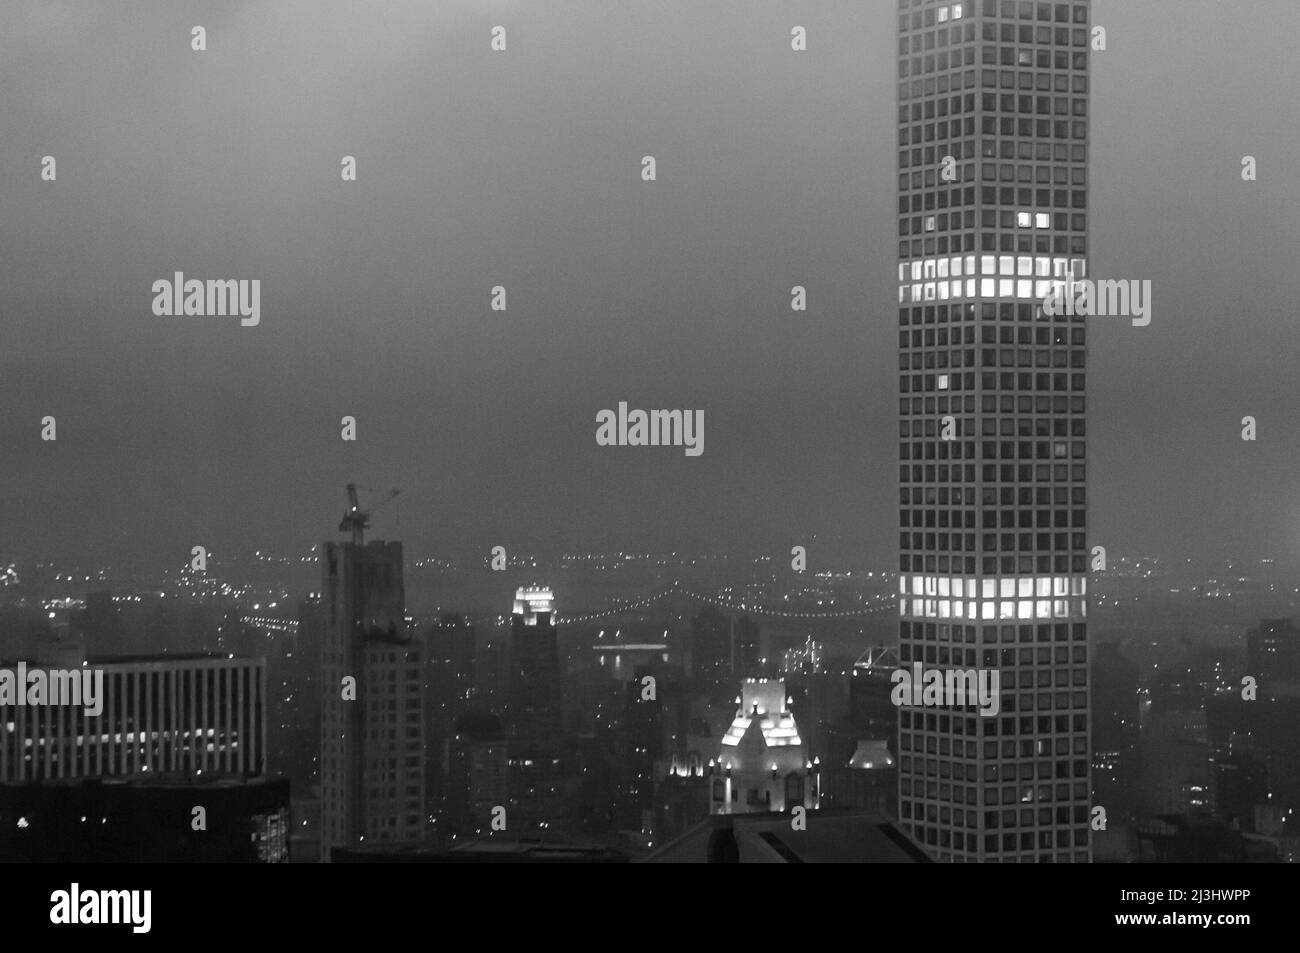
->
[[2, 0, 1299, 572]]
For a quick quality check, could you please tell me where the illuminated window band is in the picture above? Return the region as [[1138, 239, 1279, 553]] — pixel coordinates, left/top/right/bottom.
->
[[898, 574, 1086, 621], [898, 256, 1087, 304]]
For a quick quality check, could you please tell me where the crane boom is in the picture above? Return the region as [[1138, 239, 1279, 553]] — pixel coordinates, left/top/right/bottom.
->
[[338, 483, 399, 546]]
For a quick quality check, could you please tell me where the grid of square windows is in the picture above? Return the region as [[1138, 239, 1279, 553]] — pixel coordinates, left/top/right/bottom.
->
[[896, 0, 1090, 864]]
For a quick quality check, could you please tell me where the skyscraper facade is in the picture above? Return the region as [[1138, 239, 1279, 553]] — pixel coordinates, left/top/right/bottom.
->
[[507, 587, 562, 825], [319, 540, 426, 861], [0, 653, 265, 782], [896, 0, 1091, 862]]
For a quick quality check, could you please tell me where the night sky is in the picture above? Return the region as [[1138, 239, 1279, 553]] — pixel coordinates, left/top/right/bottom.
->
[[3, 0, 1298, 570]]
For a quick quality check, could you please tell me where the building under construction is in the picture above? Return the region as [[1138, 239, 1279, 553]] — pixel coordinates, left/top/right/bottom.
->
[[319, 485, 426, 861]]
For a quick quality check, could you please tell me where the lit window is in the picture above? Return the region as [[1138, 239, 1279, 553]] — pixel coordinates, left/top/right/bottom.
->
[[938, 7, 950, 23], [1017, 212, 1032, 228], [953, 3, 963, 19], [925, 216, 937, 232], [1036, 213, 1050, 229]]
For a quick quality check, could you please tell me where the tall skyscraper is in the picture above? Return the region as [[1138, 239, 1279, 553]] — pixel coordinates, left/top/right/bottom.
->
[[896, 0, 1091, 862], [507, 586, 562, 825], [426, 613, 477, 825], [319, 539, 426, 861]]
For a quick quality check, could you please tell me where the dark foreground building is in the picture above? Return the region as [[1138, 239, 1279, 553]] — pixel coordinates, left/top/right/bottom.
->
[[642, 809, 932, 863], [0, 777, 290, 862], [332, 837, 628, 863]]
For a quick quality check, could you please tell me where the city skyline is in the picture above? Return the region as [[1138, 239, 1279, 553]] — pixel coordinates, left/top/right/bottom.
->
[[3, 0, 1300, 898], [3, 0, 1300, 573]]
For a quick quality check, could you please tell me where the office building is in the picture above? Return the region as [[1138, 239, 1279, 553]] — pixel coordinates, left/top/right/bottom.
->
[[896, 0, 1092, 861], [507, 587, 562, 825], [0, 653, 264, 783]]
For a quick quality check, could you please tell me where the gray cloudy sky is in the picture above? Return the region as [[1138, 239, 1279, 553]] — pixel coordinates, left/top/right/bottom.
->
[[2, 0, 1299, 571]]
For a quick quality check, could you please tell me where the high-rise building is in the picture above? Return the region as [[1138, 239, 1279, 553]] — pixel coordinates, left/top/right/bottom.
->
[[444, 711, 508, 838], [428, 614, 476, 724], [895, 0, 1091, 862], [507, 587, 562, 825], [319, 540, 426, 861], [0, 653, 265, 782], [425, 613, 476, 824]]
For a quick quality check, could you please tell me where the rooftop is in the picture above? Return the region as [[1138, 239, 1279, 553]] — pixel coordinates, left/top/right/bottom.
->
[[641, 809, 931, 864]]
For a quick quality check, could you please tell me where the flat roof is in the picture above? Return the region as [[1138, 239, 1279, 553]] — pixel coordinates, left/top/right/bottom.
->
[[641, 809, 931, 864]]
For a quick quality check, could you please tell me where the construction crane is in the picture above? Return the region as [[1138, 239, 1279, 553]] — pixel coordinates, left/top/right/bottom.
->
[[339, 483, 401, 545]]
